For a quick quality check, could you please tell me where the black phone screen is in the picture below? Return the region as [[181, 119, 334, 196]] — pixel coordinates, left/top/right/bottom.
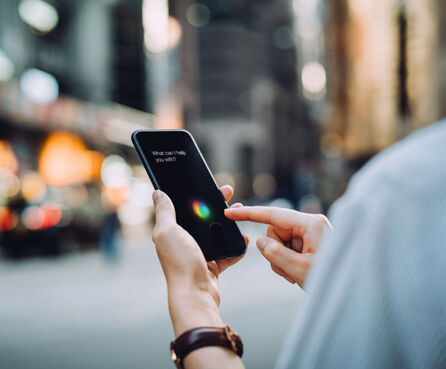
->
[[132, 130, 246, 261]]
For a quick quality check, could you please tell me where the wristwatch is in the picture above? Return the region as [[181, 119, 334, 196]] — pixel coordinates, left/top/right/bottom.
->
[[170, 325, 243, 369]]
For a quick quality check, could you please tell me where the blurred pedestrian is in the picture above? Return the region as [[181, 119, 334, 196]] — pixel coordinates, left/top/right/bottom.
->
[[100, 210, 121, 263]]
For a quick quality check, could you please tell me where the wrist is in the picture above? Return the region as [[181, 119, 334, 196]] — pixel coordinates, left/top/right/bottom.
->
[[168, 283, 223, 338]]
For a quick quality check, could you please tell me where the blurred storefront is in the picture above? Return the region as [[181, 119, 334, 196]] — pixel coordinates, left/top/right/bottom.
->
[[0, 81, 154, 258], [0, 0, 156, 259]]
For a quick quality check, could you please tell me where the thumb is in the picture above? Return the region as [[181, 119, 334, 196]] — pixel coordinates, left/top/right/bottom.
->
[[153, 190, 176, 227]]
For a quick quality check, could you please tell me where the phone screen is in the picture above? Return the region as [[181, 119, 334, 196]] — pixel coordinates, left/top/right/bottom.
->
[[132, 130, 246, 261]]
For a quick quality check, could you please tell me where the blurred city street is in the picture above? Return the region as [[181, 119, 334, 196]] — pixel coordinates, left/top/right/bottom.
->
[[1, 0, 445, 368], [0, 222, 304, 369]]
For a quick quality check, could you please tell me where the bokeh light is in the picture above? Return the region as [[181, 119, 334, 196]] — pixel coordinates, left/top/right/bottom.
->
[[143, 0, 169, 54], [22, 205, 41, 230], [21, 171, 47, 203], [104, 186, 128, 208], [0, 207, 18, 231], [20, 68, 59, 104], [0, 140, 18, 173], [0, 49, 14, 82], [22, 202, 62, 230], [40, 202, 62, 229], [301, 61, 326, 96], [167, 17, 182, 50], [101, 155, 132, 189], [186, 3, 211, 28], [253, 173, 277, 199], [0, 168, 20, 198], [39, 132, 102, 186], [117, 202, 150, 226], [18, 0, 59, 34], [128, 180, 154, 208]]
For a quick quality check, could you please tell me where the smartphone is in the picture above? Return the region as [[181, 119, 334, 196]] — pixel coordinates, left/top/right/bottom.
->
[[132, 129, 246, 261]]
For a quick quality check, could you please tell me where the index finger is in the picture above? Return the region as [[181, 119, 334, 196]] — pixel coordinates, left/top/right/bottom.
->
[[224, 206, 308, 233]]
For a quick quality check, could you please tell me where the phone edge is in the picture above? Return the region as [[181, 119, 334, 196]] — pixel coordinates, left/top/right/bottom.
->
[[186, 130, 247, 260], [131, 130, 161, 190]]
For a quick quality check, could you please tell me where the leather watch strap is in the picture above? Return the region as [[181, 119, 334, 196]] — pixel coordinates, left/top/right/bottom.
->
[[170, 325, 243, 368]]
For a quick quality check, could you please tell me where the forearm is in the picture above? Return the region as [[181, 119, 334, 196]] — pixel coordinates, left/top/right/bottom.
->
[[168, 284, 223, 336], [168, 285, 245, 369]]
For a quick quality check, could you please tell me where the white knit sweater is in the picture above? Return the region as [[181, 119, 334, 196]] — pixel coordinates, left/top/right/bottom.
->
[[276, 120, 446, 369]]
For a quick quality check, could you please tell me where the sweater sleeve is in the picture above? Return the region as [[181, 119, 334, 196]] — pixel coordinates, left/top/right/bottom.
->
[[275, 167, 446, 369]]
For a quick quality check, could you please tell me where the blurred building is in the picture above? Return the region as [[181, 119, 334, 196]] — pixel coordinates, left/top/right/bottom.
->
[[166, 0, 317, 200], [0, 0, 154, 258], [324, 0, 446, 159], [3, 0, 444, 260], [1, 0, 320, 206], [0, 0, 146, 109]]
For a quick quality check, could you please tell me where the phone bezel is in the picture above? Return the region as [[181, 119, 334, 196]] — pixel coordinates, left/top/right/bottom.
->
[[131, 129, 246, 261]]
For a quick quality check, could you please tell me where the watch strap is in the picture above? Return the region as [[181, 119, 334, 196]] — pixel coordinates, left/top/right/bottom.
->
[[170, 325, 243, 368]]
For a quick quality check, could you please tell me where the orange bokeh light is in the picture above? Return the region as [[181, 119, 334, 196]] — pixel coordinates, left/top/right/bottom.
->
[[0, 207, 18, 231], [39, 132, 103, 186], [0, 140, 18, 173], [104, 186, 128, 207]]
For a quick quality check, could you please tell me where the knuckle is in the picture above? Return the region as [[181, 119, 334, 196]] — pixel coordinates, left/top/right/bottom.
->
[[152, 229, 163, 243], [298, 256, 311, 274], [264, 242, 280, 259], [153, 225, 176, 243], [313, 214, 329, 230]]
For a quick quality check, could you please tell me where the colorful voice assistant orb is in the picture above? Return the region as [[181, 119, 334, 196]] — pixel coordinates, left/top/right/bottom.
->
[[192, 200, 211, 219]]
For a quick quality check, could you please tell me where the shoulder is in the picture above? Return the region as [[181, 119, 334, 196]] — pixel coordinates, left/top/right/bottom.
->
[[340, 120, 446, 205]]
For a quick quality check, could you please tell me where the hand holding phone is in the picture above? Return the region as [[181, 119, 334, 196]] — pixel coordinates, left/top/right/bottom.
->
[[132, 129, 247, 261], [151, 187, 248, 340]]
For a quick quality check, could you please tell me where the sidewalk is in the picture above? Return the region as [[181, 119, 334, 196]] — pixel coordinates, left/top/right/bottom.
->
[[0, 223, 303, 369]]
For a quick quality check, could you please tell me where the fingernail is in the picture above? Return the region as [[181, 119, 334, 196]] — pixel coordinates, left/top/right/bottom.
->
[[153, 190, 163, 205], [257, 238, 268, 251]]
